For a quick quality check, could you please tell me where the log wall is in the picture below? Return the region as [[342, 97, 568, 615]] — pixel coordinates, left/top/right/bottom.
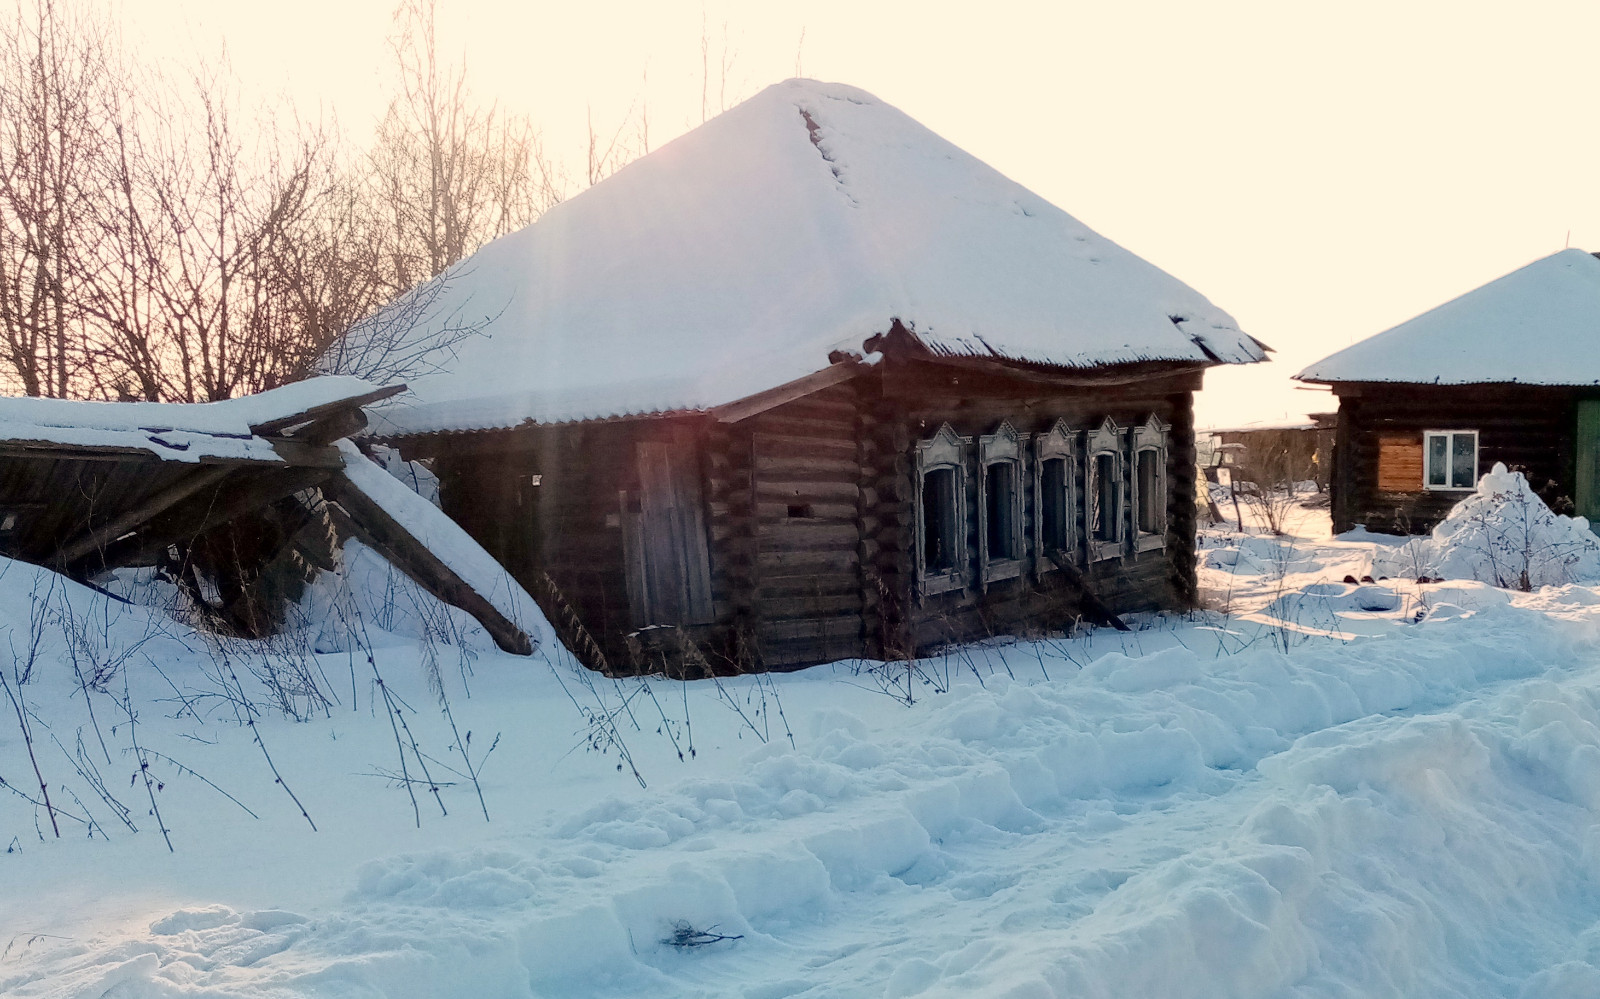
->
[[402, 355, 1211, 673], [871, 357, 1199, 657], [745, 383, 864, 667], [1331, 383, 1590, 534], [420, 419, 702, 670]]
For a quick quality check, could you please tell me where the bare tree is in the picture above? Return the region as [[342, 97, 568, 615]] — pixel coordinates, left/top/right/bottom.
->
[[77, 64, 349, 401], [0, 0, 114, 397], [368, 0, 559, 292], [0, 0, 645, 403]]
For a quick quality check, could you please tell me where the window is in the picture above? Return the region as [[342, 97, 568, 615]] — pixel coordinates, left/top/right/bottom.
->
[[1137, 451, 1161, 530], [1131, 414, 1169, 552], [915, 423, 971, 594], [1087, 417, 1124, 562], [1034, 418, 1077, 570], [1424, 430, 1478, 490], [922, 467, 959, 572], [978, 422, 1026, 585], [985, 463, 1018, 557]]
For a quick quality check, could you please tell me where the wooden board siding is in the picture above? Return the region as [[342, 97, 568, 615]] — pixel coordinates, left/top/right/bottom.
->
[[0, 454, 200, 564], [1376, 433, 1423, 492], [1331, 384, 1591, 534]]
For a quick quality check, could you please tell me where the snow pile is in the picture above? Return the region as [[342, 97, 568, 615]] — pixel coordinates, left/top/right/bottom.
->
[[368, 443, 442, 507], [1373, 463, 1600, 588], [22, 515, 1600, 997]]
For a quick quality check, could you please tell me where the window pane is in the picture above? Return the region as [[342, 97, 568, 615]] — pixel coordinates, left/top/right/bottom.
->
[[1137, 450, 1161, 534], [1451, 433, 1477, 489], [985, 462, 1017, 560], [1426, 435, 1448, 486], [1041, 457, 1068, 552], [1093, 453, 1118, 543], [922, 467, 958, 572]]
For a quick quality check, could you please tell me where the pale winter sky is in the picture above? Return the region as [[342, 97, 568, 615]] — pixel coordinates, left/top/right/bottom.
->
[[121, 0, 1600, 428]]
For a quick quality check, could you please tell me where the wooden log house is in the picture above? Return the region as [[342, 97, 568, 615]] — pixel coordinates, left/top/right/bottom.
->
[[1297, 249, 1600, 535], [358, 80, 1269, 672]]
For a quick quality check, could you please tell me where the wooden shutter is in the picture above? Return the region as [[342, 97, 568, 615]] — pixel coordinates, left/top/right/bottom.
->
[[624, 441, 714, 627], [1376, 433, 1423, 492]]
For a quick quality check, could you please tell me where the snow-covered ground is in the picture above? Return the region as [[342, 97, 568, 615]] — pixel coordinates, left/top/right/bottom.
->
[[10, 500, 1600, 997]]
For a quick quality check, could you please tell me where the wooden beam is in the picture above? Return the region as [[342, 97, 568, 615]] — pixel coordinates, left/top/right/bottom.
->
[[711, 361, 869, 424], [0, 439, 324, 467], [321, 473, 534, 656], [266, 440, 345, 468], [53, 463, 236, 565], [293, 406, 368, 446], [248, 384, 406, 436]]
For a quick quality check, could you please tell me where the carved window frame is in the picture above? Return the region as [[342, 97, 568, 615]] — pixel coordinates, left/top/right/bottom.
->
[[1131, 414, 1170, 553], [978, 421, 1027, 585], [1033, 418, 1077, 572], [1087, 417, 1125, 562], [914, 423, 971, 595]]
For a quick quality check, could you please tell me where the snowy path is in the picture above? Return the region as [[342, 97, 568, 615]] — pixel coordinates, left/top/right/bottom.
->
[[12, 572, 1600, 997]]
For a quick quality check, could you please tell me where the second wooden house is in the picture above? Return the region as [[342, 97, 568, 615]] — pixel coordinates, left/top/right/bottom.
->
[[1298, 249, 1600, 534], [349, 79, 1269, 672]]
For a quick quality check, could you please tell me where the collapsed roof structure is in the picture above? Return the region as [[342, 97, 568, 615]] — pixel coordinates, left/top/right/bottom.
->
[[0, 377, 535, 654]]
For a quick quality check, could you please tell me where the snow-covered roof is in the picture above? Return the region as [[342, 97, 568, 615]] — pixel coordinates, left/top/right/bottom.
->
[[354, 79, 1264, 436], [0, 376, 389, 463], [1297, 249, 1600, 386]]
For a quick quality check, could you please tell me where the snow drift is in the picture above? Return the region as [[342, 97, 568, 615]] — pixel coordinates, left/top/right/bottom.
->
[[18, 513, 1600, 997], [1372, 463, 1600, 588]]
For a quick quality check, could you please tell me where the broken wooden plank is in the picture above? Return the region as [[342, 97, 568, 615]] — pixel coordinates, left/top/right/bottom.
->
[[265, 440, 346, 469], [322, 471, 534, 656], [292, 406, 368, 447], [248, 384, 406, 436]]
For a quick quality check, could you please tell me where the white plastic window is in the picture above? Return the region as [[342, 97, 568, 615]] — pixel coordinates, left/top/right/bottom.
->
[[1424, 430, 1478, 490]]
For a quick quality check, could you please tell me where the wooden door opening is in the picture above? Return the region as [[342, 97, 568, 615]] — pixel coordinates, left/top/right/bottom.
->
[[623, 439, 714, 627]]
